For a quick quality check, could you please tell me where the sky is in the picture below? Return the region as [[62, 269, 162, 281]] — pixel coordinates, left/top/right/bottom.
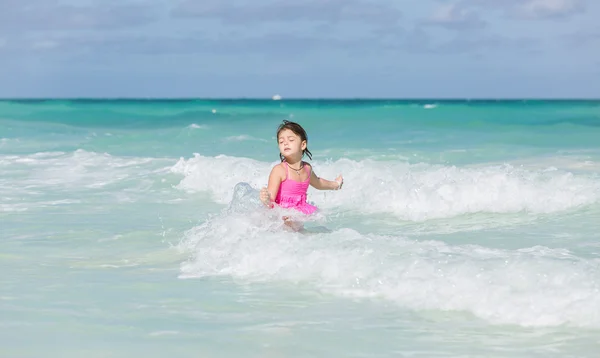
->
[[0, 0, 598, 98]]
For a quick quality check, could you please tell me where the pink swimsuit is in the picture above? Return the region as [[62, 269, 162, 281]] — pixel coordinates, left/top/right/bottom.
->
[[274, 162, 318, 215]]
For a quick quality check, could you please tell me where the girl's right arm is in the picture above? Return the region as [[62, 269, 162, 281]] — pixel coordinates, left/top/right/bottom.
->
[[261, 164, 284, 207]]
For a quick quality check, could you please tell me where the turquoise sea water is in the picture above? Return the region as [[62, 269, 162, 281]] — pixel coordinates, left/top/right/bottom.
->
[[2, 99, 600, 357]]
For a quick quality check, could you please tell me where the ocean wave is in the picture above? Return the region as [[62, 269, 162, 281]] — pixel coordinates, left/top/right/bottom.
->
[[0, 149, 172, 190], [178, 202, 600, 328], [170, 154, 600, 220], [223, 135, 268, 142]]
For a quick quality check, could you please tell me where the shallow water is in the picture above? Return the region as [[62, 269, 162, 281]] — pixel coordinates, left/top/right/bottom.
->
[[2, 99, 600, 357]]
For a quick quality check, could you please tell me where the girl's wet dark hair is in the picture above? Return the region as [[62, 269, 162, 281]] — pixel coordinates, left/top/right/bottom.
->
[[276, 120, 313, 161]]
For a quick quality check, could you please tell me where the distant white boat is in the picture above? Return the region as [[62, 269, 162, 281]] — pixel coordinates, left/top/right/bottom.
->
[[272, 94, 282, 100]]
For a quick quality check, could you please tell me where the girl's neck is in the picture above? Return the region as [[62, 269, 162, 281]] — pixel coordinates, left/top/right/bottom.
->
[[284, 156, 303, 167]]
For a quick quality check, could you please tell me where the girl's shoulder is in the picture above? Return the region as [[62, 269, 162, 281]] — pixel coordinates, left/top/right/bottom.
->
[[303, 161, 313, 174], [270, 162, 286, 177]]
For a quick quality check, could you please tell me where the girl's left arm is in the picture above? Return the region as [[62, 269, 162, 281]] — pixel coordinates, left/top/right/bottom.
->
[[309, 165, 343, 190]]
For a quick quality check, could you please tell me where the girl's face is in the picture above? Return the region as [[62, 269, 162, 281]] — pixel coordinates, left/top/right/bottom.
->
[[278, 128, 306, 160]]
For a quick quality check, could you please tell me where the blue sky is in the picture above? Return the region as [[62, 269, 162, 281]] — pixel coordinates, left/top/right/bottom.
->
[[0, 0, 598, 98]]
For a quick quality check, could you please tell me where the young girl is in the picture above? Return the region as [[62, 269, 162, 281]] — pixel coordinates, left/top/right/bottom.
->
[[260, 120, 343, 226]]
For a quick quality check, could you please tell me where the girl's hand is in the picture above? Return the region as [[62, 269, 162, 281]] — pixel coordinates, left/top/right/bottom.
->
[[260, 187, 272, 206], [334, 175, 343, 190]]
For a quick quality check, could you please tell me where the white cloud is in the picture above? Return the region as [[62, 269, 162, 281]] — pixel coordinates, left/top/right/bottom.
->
[[171, 0, 402, 26], [427, 3, 486, 29], [433, 0, 586, 21], [515, 0, 584, 18], [32, 40, 59, 50], [0, 1, 159, 33]]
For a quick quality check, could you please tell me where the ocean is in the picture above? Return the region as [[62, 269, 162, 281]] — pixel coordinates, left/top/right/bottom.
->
[[1, 99, 599, 357]]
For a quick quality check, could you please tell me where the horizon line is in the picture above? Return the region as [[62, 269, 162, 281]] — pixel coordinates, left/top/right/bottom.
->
[[1, 97, 600, 101]]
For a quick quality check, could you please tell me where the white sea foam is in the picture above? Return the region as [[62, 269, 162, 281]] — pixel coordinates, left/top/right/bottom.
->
[[224, 135, 268, 142], [5, 151, 596, 220], [0, 150, 175, 211], [170, 154, 600, 220], [178, 202, 600, 328], [0, 149, 169, 189]]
